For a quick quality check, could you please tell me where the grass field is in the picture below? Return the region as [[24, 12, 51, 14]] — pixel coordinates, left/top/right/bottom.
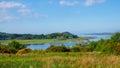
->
[[0, 52, 120, 68], [0, 39, 76, 45]]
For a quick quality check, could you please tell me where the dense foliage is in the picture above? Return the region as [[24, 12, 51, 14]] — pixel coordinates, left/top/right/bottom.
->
[[0, 42, 17, 54], [46, 45, 70, 52], [8, 41, 26, 50], [0, 32, 78, 40], [0, 41, 26, 54], [87, 32, 120, 54], [70, 45, 81, 52]]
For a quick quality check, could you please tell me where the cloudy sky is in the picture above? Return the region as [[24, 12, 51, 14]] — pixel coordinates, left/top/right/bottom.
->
[[0, 0, 120, 34]]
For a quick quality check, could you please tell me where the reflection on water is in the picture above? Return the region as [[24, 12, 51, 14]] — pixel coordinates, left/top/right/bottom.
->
[[27, 35, 112, 50]]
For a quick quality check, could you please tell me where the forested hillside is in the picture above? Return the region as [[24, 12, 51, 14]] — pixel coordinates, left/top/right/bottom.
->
[[0, 32, 78, 40]]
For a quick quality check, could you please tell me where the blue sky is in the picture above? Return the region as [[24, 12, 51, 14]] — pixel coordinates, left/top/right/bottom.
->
[[0, 0, 120, 34]]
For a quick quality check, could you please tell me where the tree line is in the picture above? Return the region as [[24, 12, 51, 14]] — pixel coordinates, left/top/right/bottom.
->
[[0, 32, 78, 40]]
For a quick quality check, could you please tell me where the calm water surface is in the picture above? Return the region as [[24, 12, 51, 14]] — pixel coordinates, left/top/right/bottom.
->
[[27, 42, 76, 50]]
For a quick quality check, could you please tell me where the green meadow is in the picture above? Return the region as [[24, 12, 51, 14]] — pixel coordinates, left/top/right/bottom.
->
[[0, 39, 76, 45], [0, 52, 120, 68]]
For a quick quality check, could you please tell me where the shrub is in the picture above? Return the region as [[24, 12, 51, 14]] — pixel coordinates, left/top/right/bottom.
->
[[88, 41, 97, 52], [114, 43, 120, 55], [0, 42, 17, 54], [104, 41, 115, 54], [16, 48, 32, 55], [88, 39, 111, 52], [46, 45, 69, 52], [111, 32, 120, 42], [0, 46, 17, 54], [71, 45, 80, 52], [8, 41, 26, 50], [80, 46, 89, 52]]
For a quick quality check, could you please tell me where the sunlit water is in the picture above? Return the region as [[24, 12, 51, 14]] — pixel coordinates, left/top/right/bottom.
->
[[27, 42, 76, 50], [27, 35, 112, 50]]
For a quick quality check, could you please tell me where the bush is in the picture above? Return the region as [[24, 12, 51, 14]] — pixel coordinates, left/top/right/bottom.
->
[[80, 46, 89, 52], [8, 41, 26, 50], [88, 39, 110, 52], [46, 45, 69, 52], [0, 46, 17, 54], [111, 32, 120, 42], [16, 48, 32, 55], [88, 41, 97, 52], [104, 41, 115, 54], [114, 43, 120, 55], [0, 42, 17, 54], [71, 45, 80, 52]]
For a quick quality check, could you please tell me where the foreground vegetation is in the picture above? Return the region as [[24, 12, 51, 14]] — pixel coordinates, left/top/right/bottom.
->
[[0, 32, 120, 68], [0, 52, 120, 68]]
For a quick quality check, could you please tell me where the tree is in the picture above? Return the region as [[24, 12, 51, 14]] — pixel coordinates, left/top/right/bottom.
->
[[0, 32, 78, 40]]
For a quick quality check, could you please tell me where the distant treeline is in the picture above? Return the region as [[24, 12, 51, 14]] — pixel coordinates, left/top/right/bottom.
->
[[0, 32, 78, 40]]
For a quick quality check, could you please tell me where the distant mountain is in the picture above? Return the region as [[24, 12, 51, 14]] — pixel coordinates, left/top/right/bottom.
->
[[0, 32, 78, 40]]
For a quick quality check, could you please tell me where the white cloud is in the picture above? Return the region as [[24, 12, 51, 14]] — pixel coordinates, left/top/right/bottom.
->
[[0, 1, 44, 23], [84, 0, 106, 6], [0, 1, 28, 23], [59, 0, 106, 7], [59, 0, 79, 6], [0, 1, 26, 9]]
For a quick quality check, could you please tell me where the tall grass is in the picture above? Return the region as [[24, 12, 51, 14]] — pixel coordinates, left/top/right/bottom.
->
[[0, 52, 120, 68]]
